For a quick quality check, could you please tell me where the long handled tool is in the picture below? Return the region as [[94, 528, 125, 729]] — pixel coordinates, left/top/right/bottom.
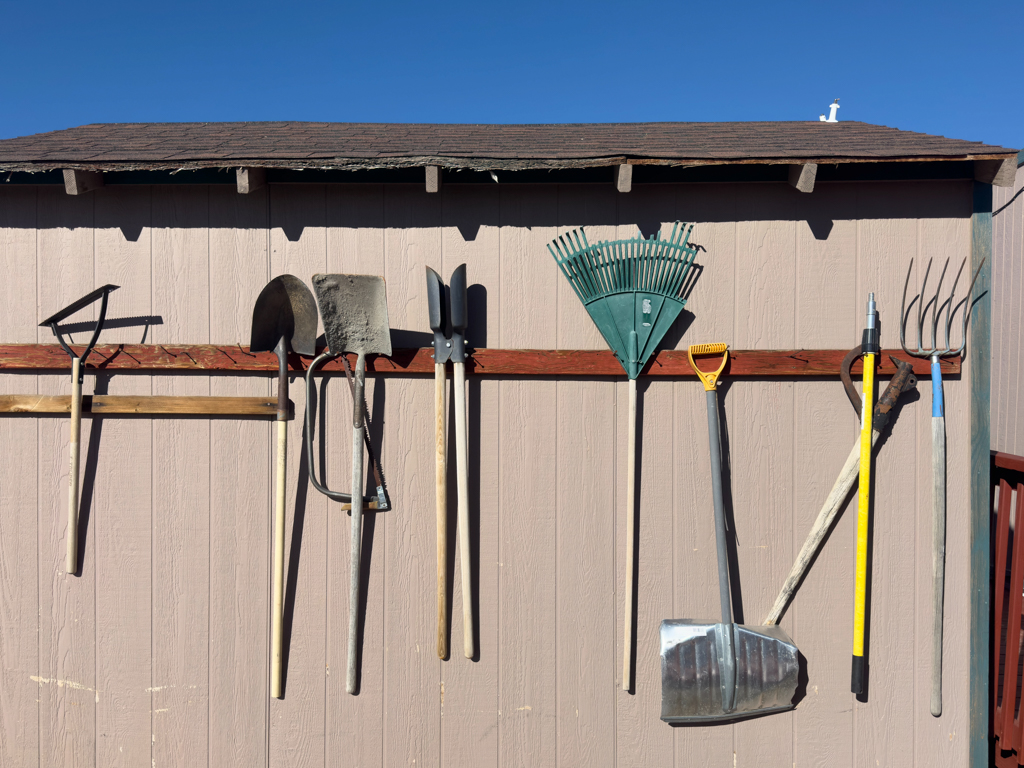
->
[[660, 344, 798, 723], [900, 257, 983, 716], [311, 274, 392, 694], [763, 353, 917, 625], [250, 275, 317, 699], [426, 267, 450, 659], [40, 284, 119, 574], [549, 223, 699, 691], [851, 294, 879, 696]]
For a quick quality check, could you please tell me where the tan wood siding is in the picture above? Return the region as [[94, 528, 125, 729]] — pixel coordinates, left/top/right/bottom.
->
[[993, 163, 1024, 454]]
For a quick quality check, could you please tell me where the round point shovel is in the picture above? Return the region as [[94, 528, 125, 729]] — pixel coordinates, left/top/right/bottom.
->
[[250, 275, 318, 699]]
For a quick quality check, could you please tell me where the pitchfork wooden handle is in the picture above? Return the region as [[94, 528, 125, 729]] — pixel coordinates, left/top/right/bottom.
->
[[435, 363, 448, 660], [66, 357, 82, 574]]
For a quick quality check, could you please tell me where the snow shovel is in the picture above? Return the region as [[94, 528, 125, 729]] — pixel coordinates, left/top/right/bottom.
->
[[250, 275, 318, 699], [311, 273, 391, 695], [40, 283, 118, 574], [660, 344, 799, 723]]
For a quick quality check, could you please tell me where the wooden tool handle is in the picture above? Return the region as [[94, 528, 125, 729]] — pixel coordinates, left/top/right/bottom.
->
[[271, 419, 287, 698], [347, 354, 366, 695], [931, 415, 946, 717], [66, 358, 82, 574], [622, 377, 637, 691], [453, 362, 473, 658], [434, 363, 448, 660]]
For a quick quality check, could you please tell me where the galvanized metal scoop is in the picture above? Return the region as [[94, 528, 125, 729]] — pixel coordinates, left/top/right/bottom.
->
[[661, 344, 799, 723], [311, 274, 391, 695]]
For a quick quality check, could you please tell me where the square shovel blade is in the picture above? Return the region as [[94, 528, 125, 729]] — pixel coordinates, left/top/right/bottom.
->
[[312, 274, 392, 357], [660, 620, 799, 723]]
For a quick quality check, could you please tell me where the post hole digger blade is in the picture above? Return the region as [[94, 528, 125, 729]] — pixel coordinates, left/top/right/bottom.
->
[[661, 344, 799, 723], [40, 283, 119, 575], [250, 275, 318, 699], [311, 274, 391, 695]]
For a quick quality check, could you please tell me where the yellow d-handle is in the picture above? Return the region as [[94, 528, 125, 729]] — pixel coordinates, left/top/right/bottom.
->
[[687, 344, 729, 392]]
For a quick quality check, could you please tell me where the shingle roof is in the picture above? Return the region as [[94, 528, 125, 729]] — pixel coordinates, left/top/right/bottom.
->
[[0, 121, 1016, 173]]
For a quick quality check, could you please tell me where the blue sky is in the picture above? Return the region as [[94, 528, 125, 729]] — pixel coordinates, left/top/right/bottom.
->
[[1, 0, 1019, 149]]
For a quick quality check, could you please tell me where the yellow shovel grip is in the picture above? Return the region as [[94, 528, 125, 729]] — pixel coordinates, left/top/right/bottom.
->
[[687, 343, 729, 391]]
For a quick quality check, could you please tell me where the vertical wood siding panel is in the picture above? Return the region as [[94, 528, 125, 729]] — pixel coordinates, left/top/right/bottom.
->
[[438, 185, 501, 768], [497, 185, 557, 767], [614, 187, 677, 768], [268, 184, 327, 768], [854, 183, 921, 767], [992, 165, 1024, 453], [93, 187, 154, 768], [323, 184, 387, 766], [556, 187, 616, 768], [0, 188, 39, 767], [36, 187, 98, 768], [207, 186, 271, 768], [150, 186, 211, 768], [671, 183, 738, 768], [789, 184, 857, 768], [381, 186, 441, 768]]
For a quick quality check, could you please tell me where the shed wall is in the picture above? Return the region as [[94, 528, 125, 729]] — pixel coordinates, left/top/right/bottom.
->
[[0, 180, 974, 767], [993, 160, 1024, 454]]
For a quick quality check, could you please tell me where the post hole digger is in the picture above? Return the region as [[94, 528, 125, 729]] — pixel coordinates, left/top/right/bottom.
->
[[660, 344, 799, 723], [549, 223, 699, 691], [40, 284, 119, 575], [250, 275, 318, 699], [305, 274, 392, 695], [425, 264, 473, 660]]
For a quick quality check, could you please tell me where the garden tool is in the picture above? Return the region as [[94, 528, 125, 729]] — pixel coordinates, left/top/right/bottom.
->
[[764, 353, 917, 626], [660, 344, 799, 723], [311, 273, 392, 695], [550, 223, 699, 691], [40, 284, 118, 574], [250, 275, 318, 699], [852, 293, 879, 696], [900, 257, 983, 716], [425, 264, 473, 659]]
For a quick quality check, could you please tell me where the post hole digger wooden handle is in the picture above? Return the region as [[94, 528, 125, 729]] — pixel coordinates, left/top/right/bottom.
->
[[434, 362, 448, 660]]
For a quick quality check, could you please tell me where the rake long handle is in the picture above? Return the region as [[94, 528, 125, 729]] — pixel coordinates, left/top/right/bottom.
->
[[852, 352, 875, 695], [271, 419, 287, 698], [66, 357, 82, 574], [930, 359, 946, 717], [435, 363, 448, 660], [347, 353, 366, 695], [453, 361, 473, 659], [622, 377, 637, 691]]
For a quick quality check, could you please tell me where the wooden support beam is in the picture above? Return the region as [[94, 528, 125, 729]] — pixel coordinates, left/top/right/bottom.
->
[[236, 167, 266, 194], [425, 165, 442, 193], [614, 163, 632, 193], [0, 394, 286, 418], [974, 157, 1016, 188], [0, 343, 959, 378], [62, 169, 104, 195], [788, 163, 817, 193]]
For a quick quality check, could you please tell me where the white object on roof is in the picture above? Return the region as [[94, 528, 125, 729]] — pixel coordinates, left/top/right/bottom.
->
[[819, 99, 840, 123]]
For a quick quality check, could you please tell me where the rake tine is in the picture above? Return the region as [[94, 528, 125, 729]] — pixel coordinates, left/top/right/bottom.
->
[[916, 258, 935, 353], [926, 259, 951, 352], [949, 259, 985, 356], [900, 258, 915, 354], [940, 259, 967, 353]]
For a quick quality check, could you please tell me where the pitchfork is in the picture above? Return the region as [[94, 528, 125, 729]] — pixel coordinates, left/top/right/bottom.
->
[[899, 256, 984, 718]]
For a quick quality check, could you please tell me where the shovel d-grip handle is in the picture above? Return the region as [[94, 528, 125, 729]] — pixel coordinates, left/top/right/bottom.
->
[[687, 344, 729, 392]]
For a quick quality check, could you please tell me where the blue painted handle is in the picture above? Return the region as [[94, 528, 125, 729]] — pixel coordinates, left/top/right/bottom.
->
[[931, 360, 944, 417]]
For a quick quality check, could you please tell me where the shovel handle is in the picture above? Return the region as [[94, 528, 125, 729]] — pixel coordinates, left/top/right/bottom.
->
[[347, 353, 366, 694], [453, 362, 473, 658], [66, 357, 82, 574], [271, 419, 287, 697], [435, 363, 448, 660]]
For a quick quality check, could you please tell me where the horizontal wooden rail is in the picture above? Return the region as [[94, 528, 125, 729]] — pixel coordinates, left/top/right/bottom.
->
[[0, 344, 957, 378], [0, 395, 285, 418]]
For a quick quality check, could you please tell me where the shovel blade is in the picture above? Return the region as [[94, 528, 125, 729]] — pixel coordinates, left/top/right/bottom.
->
[[250, 275, 318, 356], [312, 274, 392, 357], [660, 620, 799, 724]]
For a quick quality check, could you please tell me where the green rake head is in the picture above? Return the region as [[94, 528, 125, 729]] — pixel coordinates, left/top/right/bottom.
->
[[548, 223, 699, 378]]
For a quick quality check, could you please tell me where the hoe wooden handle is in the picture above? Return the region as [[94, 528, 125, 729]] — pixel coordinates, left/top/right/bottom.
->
[[435, 363, 448, 660], [66, 358, 82, 574]]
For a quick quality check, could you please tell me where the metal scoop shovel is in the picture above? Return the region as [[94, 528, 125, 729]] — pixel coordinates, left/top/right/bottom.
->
[[660, 344, 799, 723], [311, 274, 392, 695], [250, 275, 318, 699]]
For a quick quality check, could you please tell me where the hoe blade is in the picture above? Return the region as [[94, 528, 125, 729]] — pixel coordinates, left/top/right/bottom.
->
[[660, 620, 799, 723]]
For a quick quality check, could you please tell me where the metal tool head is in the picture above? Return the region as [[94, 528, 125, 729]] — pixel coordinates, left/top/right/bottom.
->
[[312, 274, 392, 357], [425, 266, 450, 363], [900, 257, 984, 359], [40, 284, 119, 368], [449, 263, 468, 363], [660, 620, 799, 723], [250, 275, 318, 356]]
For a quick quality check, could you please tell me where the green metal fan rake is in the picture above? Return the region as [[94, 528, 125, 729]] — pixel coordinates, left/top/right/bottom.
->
[[549, 223, 699, 691]]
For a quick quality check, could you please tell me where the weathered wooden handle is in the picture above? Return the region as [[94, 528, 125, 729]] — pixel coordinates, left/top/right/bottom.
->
[[271, 419, 287, 698], [453, 362, 473, 659], [931, 415, 946, 717], [347, 354, 366, 695], [434, 363, 448, 660], [66, 358, 82, 574], [622, 378, 637, 691]]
